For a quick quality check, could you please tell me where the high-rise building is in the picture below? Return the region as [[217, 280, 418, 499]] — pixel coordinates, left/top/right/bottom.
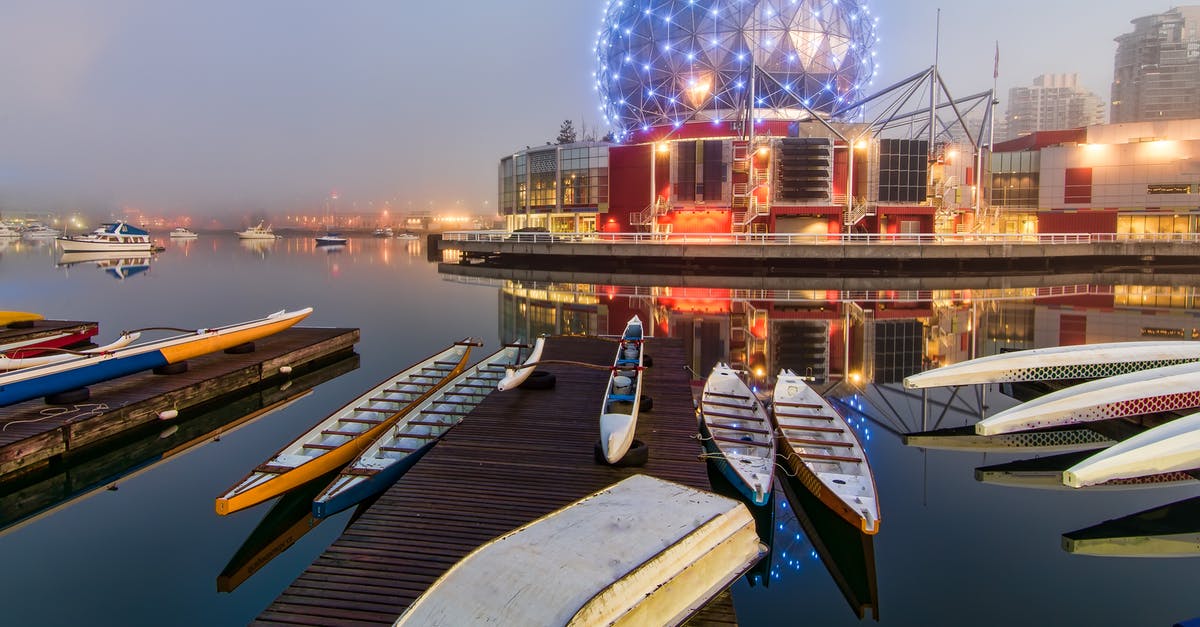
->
[[1002, 74, 1106, 140], [1111, 6, 1200, 123]]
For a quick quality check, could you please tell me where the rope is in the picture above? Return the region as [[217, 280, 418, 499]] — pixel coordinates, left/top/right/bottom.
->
[[3, 403, 109, 431], [3, 345, 99, 359], [123, 326, 193, 334], [505, 359, 624, 372]]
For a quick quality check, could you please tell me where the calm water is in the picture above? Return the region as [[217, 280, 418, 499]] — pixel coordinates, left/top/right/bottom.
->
[[0, 235, 1197, 626]]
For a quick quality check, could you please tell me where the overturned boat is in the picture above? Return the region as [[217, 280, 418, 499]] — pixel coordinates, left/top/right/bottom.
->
[[1064, 412, 1200, 488]]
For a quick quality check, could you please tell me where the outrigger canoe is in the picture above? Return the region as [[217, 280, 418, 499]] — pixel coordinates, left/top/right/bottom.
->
[[698, 363, 774, 506], [0, 308, 311, 407], [976, 361, 1200, 436], [774, 370, 880, 534], [1063, 412, 1200, 488], [394, 474, 766, 627], [599, 316, 645, 464], [0, 332, 141, 370], [904, 341, 1200, 389], [0, 327, 99, 358], [311, 343, 523, 518], [215, 340, 478, 515]]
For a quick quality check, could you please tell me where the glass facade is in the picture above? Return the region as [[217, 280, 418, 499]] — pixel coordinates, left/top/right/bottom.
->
[[560, 146, 609, 210], [991, 151, 1040, 208], [877, 139, 929, 203], [498, 142, 610, 231]]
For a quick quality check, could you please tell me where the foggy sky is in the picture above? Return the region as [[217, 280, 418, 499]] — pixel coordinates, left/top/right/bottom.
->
[[0, 0, 1169, 218]]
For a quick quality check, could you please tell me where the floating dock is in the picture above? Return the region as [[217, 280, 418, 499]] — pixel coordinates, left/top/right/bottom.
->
[[0, 327, 359, 480], [261, 336, 740, 626]]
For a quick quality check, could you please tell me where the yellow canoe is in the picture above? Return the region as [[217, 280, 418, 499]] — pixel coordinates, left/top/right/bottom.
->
[[0, 311, 44, 326], [215, 340, 478, 515]]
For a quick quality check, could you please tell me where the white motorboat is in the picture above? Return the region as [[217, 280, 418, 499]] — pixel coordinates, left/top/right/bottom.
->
[[394, 474, 766, 627], [0, 223, 20, 238], [56, 221, 156, 253], [395, 232, 419, 240], [372, 227, 393, 238], [314, 233, 348, 246], [21, 223, 61, 240], [169, 227, 198, 238], [236, 222, 277, 239]]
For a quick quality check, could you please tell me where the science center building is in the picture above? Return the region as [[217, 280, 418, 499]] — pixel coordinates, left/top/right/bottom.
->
[[498, 1, 1200, 238]]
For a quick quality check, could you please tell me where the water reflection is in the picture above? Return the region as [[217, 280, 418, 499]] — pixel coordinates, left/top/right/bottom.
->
[[1063, 495, 1200, 557], [57, 251, 154, 280], [0, 352, 357, 537]]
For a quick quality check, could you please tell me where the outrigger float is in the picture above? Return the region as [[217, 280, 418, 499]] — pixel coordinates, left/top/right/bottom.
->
[[215, 340, 477, 515], [0, 308, 311, 407]]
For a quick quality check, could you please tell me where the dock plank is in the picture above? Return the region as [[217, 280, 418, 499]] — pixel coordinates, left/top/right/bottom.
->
[[262, 336, 739, 626]]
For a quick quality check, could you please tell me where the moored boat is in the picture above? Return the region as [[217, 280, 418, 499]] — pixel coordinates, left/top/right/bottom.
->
[[698, 363, 774, 506], [236, 222, 277, 239], [0, 327, 99, 359], [395, 232, 419, 240], [215, 340, 478, 515], [975, 361, 1200, 436], [1063, 412, 1200, 488], [56, 221, 155, 253], [0, 308, 311, 407], [311, 343, 523, 518], [0, 331, 141, 370], [393, 474, 766, 627], [903, 341, 1200, 389], [372, 227, 393, 238], [774, 370, 880, 534], [314, 232, 347, 246], [0, 311, 43, 326], [169, 227, 198, 238], [21, 223, 60, 240], [598, 315, 645, 464], [0, 224, 21, 238]]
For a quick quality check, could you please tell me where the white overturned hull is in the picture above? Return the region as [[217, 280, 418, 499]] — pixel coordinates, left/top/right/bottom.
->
[[904, 341, 1200, 389], [394, 475, 766, 627], [976, 451, 1196, 491], [1064, 412, 1200, 488], [975, 361, 1200, 436], [496, 337, 544, 391]]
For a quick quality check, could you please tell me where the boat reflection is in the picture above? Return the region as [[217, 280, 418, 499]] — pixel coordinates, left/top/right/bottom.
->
[[704, 462, 774, 588], [0, 352, 358, 537], [777, 470, 880, 621], [58, 251, 154, 280], [239, 237, 275, 259], [1063, 495, 1200, 557]]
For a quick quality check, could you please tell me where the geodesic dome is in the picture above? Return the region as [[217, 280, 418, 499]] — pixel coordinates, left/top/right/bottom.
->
[[595, 0, 879, 140]]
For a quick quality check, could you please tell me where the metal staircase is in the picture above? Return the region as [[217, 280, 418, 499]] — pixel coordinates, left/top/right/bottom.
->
[[629, 196, 667, 228]]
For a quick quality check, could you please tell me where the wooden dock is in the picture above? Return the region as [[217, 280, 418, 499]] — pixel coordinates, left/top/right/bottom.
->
[[0, 327, 359, 479], [260, 336, 741, 626]]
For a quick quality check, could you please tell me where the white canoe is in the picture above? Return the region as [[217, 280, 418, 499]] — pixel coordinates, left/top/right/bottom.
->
[[495, 336, 545, 391], [0, 332, 142, 370], [215, 340, 477, 515], [599, 316, 645, 464], [903, 341, 1200, 389], [698, 363, 774, 506], [311, 343, 522, 518], [393, 474, 766, 627], [1064, 412, 1200, 488], [975, 361, 1200, 436], [774, 370, 880, 534]]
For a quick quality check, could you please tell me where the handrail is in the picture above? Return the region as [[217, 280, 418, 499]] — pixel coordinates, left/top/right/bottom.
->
[[442, 230, 1200, 246]]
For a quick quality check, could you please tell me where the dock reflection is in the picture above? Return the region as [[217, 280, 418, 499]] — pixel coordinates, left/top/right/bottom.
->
[[0, 352, 358, 537]]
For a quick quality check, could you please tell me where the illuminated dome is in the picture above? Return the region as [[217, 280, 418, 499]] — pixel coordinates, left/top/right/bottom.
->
[[595, 0, 879, 140]]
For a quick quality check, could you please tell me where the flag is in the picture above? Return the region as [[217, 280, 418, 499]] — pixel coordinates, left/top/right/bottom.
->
[[993, 41, 1000, 79]]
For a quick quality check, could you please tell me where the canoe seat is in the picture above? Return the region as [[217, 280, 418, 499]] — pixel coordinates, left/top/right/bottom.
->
[[706, 400, 754, 410], [608, 394, 636, 401], [340, 417, 383, 425], [394, 432, 440, 440], [321, 429, 364, 437], [703, 409, 765, 421], [775, 411, 835, 422], [369, 396, 412, 405], [711, 434, 772, 448], [433, 361, 462, 366], [775, 401, 823, 410], [357, 407, 400, 414], [616, 359, 639, 365], [708, 422, 770, 435], [707, 391, 750, 401], [451, 383, 493, 390], [380, 445, 420, 454], [422, 409, 465, 416], [780, 424, 845, 434], [303, 443, 339, 450], [786, 437, 854, 448], [793, 451, 861, 463]]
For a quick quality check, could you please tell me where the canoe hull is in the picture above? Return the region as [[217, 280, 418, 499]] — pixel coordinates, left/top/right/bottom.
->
[[311, 440, 436, 519], [699, 419, 770, 507]]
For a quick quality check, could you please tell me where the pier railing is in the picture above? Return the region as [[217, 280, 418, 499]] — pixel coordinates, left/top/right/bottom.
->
[[442, 230, 1200, 246]]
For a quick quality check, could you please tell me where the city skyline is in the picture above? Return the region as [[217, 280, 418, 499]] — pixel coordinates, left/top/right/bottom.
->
[[0, 0, 1167, 216]]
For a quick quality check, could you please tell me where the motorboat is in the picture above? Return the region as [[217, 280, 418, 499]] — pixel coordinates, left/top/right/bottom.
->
[[314, 232, 348, 246], [236, 222, 277, 239], [0, 223, 20, 238], [56, 221, 156, 253], [395, 232, 420, 240], [21, 223, 61, 240], [169, 227, 198, 238], [372, 227, 393, 238]]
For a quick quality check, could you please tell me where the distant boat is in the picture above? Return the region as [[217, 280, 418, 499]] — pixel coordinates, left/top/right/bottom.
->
[[57, 221, 155, 253], [774, 370, 880, 535], [214, 340, 477, 516], [698, 363, 774, 506], [975, 361, 1200, 436], [236, 222, 277, 240], [372, 227, 393, 238], [903, 341, 1200, 389], [169, 227, 198, 238], [393, 474, 767, 627], [0, 308, 312, 407], [311, 342, 523, 518], [314, 233, 347, 246], [395, 232, 419, 240], [21, 223, 60, 240], [0, 223, 20, 238], [598, 315, 646, 464], [1064, 411, 1200, 488]]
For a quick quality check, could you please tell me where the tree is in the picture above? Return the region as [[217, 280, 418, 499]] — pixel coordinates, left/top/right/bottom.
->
[[556, 119, 577, 144]]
